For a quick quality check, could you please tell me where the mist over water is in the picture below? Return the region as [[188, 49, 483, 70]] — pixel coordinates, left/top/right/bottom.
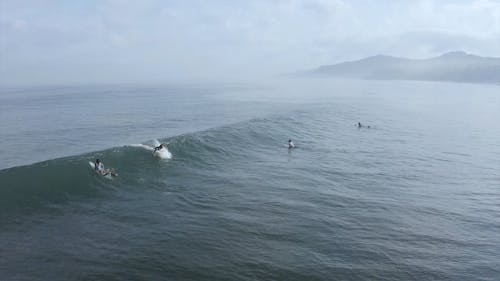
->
[[1, 79, 499, 280]]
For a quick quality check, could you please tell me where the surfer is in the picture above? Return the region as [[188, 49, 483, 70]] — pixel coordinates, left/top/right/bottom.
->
[[357, 122, 371, 129], [94, 159, 117, 177], [94, 159, 105, 174], [288, 139, 295, 149], [154, 144, 165, 152], [151, 143, 172, 159]]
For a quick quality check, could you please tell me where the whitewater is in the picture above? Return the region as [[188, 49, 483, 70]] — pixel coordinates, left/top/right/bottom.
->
[[1, 79, 499, 280]]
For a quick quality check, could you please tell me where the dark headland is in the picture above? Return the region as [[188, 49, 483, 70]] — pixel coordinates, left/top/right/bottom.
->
[[300, 51, 500, 84]]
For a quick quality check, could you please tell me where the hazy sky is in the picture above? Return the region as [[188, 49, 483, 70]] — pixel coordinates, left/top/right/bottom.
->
[[1, 0, 499, 85]]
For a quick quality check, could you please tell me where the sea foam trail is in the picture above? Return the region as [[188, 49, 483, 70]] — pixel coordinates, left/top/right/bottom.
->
[[129, 139, 172, 159]]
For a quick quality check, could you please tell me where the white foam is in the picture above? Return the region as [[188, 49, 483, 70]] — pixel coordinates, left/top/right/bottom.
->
[[130, 140, 172, 159], [153, 147, 172, 159]]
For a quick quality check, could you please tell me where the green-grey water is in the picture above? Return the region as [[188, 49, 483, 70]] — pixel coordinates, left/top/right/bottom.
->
[[1, 79, 499, 280]]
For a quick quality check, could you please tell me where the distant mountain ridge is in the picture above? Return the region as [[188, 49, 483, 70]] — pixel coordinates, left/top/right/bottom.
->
[[306, 51, 500, 84]]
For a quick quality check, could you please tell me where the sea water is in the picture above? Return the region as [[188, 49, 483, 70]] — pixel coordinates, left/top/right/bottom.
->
[[0, 79, 499, 280]]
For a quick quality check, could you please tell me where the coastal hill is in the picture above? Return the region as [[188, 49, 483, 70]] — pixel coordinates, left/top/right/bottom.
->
[[306, 51, 500, 84]]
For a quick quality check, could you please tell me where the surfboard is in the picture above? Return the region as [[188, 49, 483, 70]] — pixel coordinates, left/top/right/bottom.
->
[[89, 161, 117, 179]]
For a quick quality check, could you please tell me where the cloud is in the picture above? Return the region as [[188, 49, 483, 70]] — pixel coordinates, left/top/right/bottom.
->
[[0, 0, 499, 85]]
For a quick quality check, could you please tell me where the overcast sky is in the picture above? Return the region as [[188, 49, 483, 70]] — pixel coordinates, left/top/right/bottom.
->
[[1, 0, 499, 85]]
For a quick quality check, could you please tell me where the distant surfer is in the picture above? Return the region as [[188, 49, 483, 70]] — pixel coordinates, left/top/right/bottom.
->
[[94, 159, 117, 177], [288, 139, 295, 149], [357, 122, 371, 129]]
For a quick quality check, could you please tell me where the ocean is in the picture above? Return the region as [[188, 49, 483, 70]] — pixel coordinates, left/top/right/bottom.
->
[[1, 79, 499, 280]]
